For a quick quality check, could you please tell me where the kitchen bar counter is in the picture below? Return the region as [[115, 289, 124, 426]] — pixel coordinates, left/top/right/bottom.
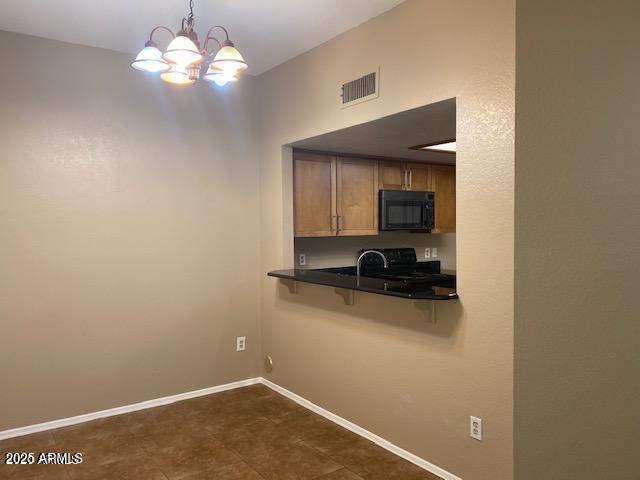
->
[[268, 268, 458, 300]]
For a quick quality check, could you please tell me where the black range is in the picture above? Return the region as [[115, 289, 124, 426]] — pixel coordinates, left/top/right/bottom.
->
[[268, 248, 457, 301]]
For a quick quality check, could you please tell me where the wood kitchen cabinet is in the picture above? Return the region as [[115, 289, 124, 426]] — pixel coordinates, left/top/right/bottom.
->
[[430, 164, 456, 233], [336, 157, 378, 236], [379, 161, 430, 191], [379, 162, 405, 190], [405, 162, 430, 191], [293, 151, 336, 237], [293, 152, 378, 237], [293, 151, 454, 237]]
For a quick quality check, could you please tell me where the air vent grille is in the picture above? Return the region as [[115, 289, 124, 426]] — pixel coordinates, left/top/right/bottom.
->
[[341, 72, 377, 105]]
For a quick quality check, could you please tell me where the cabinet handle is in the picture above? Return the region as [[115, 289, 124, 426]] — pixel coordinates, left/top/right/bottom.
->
[[409, 169, 412, 189], [403, 170, 408, 190], [337, 215, 343, 232]]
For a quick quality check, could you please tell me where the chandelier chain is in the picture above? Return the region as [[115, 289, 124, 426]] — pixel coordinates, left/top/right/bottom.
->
[[188, 0, 195, 28]]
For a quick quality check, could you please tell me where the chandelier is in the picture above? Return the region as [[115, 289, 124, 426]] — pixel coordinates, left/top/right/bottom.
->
[[131, 0, 248, 87]]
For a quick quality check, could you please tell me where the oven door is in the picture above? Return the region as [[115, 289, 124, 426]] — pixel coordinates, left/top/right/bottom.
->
[[379, 190, 434, 231]]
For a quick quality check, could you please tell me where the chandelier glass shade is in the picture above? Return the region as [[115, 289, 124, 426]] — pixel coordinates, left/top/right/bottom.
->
[[163, 35, 203, 66], [131, 43, 170, 73], [131, 0, 247, 87], [210, 43, 248, 75]]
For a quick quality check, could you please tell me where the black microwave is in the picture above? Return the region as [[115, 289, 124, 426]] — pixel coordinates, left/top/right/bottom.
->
[[379, 190, 435, 231]]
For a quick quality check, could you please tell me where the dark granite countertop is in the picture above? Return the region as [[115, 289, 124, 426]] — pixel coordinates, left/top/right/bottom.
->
[[268, 268, 458, 300]]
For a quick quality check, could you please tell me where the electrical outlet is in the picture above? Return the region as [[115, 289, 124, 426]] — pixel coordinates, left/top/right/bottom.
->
[[470, 416, 482, 441], [236, 336, 246, 352], [424, 248, 431, 259], [298, 253, 306, 266], [432, 248, 438, 258]]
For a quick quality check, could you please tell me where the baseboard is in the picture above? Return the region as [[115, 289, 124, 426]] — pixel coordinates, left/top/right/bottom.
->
[[260, 378, 463, 480], [1, 376, 462, 480], [0, 377, 261, 441]]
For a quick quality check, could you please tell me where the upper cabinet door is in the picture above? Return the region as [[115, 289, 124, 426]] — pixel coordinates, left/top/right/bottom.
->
[[293, 152, 337, 237], [430, 165, 456, 233], [336, 157, 379, 236], [405, 162, 431, 191], [379, 161, 406, 190]]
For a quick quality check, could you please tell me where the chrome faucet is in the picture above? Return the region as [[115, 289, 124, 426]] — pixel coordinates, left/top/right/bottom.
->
[[356, 250, 388, 285]]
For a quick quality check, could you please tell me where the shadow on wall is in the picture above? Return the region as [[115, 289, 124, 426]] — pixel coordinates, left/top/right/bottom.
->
[[275, 281, 462, 341]]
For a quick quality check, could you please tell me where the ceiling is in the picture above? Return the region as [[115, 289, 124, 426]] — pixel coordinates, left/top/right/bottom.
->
[[291, 98, 456, 164], [0, 0, 405, 75]]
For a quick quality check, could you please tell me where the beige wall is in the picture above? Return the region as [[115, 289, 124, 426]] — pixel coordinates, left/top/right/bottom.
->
[[256, 1, 515, 478], [514, 1, 640, 478], [295, 232, 457, 271], [0, 31, 262, 431]]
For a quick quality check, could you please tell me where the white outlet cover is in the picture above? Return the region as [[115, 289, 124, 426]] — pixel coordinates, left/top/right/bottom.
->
[[424, 248, 431, 259], [470, 416, 482, 441], [299, 253, 306, 266], [236, 336, 246, 352], [432, 248, 438, 258]]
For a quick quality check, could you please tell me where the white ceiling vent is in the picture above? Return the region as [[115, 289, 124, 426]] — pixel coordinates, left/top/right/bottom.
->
[[340, 68, 379, 108]]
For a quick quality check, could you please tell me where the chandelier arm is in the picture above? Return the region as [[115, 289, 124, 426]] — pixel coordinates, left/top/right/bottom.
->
[[202, 36, 222, 56], [204, 25, 230, 43], [148, 25, 176, 45]]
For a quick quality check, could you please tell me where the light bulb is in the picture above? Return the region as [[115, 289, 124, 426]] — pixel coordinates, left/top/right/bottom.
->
[[203, 64, 237, 86], [212, 74, 235, 87]]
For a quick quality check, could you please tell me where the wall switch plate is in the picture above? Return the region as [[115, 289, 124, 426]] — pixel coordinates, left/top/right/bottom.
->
[[236, 336, 246, 352], [298, 254, 306, 266], [432, 248, 438, 258], [424, 248, 431, 259], [470, 416, 482, 441]]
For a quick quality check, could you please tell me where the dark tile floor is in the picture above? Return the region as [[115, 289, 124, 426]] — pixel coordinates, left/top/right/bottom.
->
[[0, 384, 441, 480]]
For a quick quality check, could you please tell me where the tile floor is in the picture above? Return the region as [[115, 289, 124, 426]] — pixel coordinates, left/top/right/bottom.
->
[[0, 384, 441, 479]]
